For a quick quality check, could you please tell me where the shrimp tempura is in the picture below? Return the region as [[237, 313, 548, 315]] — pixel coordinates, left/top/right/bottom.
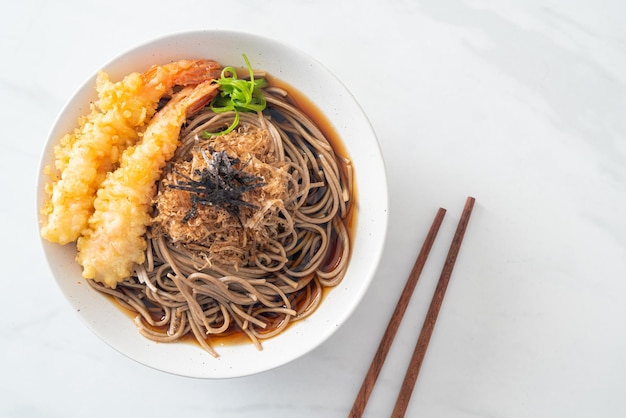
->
[[77, 81, 219, 288], [40, 60, 221, 244]]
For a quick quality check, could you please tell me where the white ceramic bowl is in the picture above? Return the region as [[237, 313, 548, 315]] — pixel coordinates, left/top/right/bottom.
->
[[37, 30, 388, 378]]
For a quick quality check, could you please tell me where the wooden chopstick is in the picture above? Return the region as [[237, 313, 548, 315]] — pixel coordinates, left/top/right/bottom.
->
[[349, 207, 447, 418], [391, 196, 476, 417]]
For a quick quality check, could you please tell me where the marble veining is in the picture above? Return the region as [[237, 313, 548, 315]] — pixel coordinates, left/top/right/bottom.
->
[[1, 0, 625, 417]]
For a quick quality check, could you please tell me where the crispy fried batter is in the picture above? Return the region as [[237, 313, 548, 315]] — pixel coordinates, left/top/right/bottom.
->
[[76, 81, 219, 288], [40, 60, 221, 244]]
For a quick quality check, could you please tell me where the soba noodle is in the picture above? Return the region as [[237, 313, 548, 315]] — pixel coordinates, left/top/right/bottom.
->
[[88, 85, 353, 356]]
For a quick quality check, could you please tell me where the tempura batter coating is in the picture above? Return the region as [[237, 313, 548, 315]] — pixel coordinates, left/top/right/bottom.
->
[[77, 81, 219, 288], [40, 60, 221, 244]]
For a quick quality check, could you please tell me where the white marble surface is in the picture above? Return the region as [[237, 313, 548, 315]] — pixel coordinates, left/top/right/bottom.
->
[[2, 0, 625, 417]]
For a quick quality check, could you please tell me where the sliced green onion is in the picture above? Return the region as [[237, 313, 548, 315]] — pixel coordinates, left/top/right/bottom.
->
[[202, 54, 267, 137]]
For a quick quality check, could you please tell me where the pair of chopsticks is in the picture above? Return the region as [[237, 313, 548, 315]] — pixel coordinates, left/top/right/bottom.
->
[[349, 196, 476, 417]]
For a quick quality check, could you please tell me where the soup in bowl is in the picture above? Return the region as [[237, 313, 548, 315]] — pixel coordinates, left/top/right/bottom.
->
[[37, 30, 388, 378]]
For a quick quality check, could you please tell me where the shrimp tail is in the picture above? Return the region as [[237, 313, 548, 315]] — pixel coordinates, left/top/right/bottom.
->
[[142, 59, 221, 90]]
